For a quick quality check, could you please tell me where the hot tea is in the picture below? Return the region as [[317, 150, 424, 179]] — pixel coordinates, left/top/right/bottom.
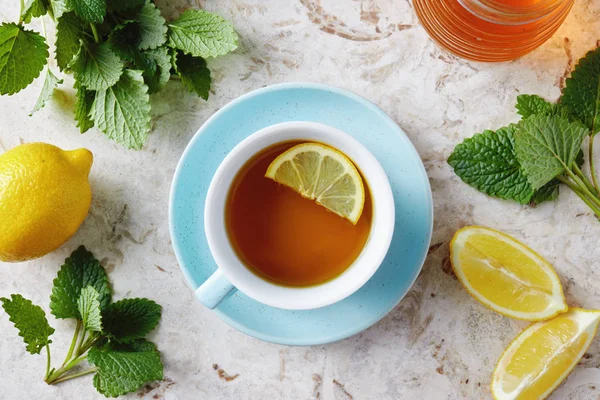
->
[[225, 142, 372, 287]]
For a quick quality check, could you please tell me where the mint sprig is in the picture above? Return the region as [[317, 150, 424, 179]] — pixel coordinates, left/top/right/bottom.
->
[[1, 294, 55, 355], [1, 246, 163, 397], [449, 45, 600, 219], [102, 298, 162, 343], [50, 245, 111, 319], [167, 9, 237, 58], [0, 23, 48, 95], [30, 67, 63, 116], [0, 0, 238, 149], [89, 340, 163, 397]]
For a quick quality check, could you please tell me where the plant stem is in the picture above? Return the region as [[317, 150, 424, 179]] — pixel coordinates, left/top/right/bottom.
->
[[573, 163, 597, 195], [18, 0, 24, 24], [48, 368, 97, 385], [590, 135, 600, 193], [63, 321, 82, 366], [45, 345, 51, 380], [90, 24, 100, 43], [46, 354, 88, 384], [76, 330, 87, 357], [77, 336, 99, 357], [557, 176, 600, 218], [564, 168, 600, 209]]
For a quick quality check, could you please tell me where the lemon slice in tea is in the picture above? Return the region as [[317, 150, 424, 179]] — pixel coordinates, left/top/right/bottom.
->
[[265, 143, 365, 224], [450, 226, 567, 321]]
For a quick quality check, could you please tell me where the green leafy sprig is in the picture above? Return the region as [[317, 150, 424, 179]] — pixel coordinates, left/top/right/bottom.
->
[[0, 0, 238, 149], [1, 246, 163, 398], [448, 46, 600, 219]]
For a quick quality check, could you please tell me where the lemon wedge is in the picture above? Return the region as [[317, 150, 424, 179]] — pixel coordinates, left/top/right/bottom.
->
[[492, 308, 600, 400], [450, 226, 567, 321], [265, 142, 365, 224]]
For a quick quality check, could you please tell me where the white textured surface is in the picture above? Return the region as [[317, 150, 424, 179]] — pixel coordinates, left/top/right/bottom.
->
[[1, 1, 600, 399]]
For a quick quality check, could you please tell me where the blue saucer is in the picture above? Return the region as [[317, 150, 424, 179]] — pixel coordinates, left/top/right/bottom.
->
[[169, 83, 433, 345]]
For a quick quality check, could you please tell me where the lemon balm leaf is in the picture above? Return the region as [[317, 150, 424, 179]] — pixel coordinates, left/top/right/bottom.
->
[[66, 0, 106, 23], [515, 115, 589, 190], [516, 94, 571, 120], [448, 125, 562, 205], [22, 0, 47, 24], [55, 12, 86, 71], [78, 286, 103, 333], [29, 67, 63, 116], [88, 340, 163, 397], [1, 295, 55, 355], [139, 46, 171, 94], [107, 0, 144, 12], [516, 95, 555, 118], [108, 22, 142, 62], [50, 246, 112, 319], [174, 51, 211, 99], [135, 1, 167, 50], [102, 298, 162, 342], [74, 84, 95, 133], [167, 9, 237, 58], [49, 0, 69, 19], [0, 23, 48, 95], [448, 125, 535, 204], [90, 69, 151, 149], [71, 41, 123, 90], [562, 47, 600, 135]]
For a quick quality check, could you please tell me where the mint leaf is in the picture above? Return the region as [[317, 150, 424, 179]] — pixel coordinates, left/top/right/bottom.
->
[[102, 298, 161, 342], [135, 1, 167, 50], [167, 9, 237, 58], [66, 0, 106, 23], [516, 94, 571, 120], [50, 246, 112, 319], [22, 0, 47, 24], [49, 0, 69, 19], [107, 0, 144, 12], [448, 125, 535, 204], [139, 46, 171, 94], [71, 41, 123, 90], [175, 51, 210, 100], [78, 286, 103, 332], [99, 338, 157, 352], [562, 47, 600, 135], [91, 69, 151, 149], [1, 294, 54, 355], [29, 67, 62, 116], [515, 115, 589, 189], [74, 84, 95, 133], [516, 95, 554, 118], [56, 12, 86, 71], [0, 23, 48, 95], [531, 179, 560, 205], [109, 22, 141, 62], [88, 339, 163, 397]]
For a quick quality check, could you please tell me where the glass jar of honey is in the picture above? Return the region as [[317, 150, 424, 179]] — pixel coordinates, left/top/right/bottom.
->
[[413, 0, 575, 62]]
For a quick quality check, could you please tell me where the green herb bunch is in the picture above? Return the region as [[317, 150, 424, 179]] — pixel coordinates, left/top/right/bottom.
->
[[448, 46, 600, 219], [0, 0, 238, 149], [1, 246, 163, 398]]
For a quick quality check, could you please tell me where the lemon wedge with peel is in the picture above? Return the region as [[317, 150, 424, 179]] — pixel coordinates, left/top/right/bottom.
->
[[492, 308, 600, 400], [265, 142, 365, 224], [450, 226, 567, 321]]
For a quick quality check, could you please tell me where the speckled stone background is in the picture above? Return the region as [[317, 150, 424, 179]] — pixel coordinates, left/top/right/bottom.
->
[[1, 1, 600, 399]]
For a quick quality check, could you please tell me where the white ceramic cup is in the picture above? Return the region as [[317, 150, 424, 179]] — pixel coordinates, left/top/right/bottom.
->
[[197, 121, 395, 310]]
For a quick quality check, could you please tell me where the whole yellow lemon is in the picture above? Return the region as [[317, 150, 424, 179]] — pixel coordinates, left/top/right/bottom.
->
[[0, 143, 93, 262]]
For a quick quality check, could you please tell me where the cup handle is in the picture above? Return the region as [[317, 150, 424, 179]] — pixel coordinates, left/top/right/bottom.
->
[[195, 269, 237, 309]]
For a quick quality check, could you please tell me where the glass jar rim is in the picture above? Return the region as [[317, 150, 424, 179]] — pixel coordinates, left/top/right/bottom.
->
[[459, 0, 572, 24]]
